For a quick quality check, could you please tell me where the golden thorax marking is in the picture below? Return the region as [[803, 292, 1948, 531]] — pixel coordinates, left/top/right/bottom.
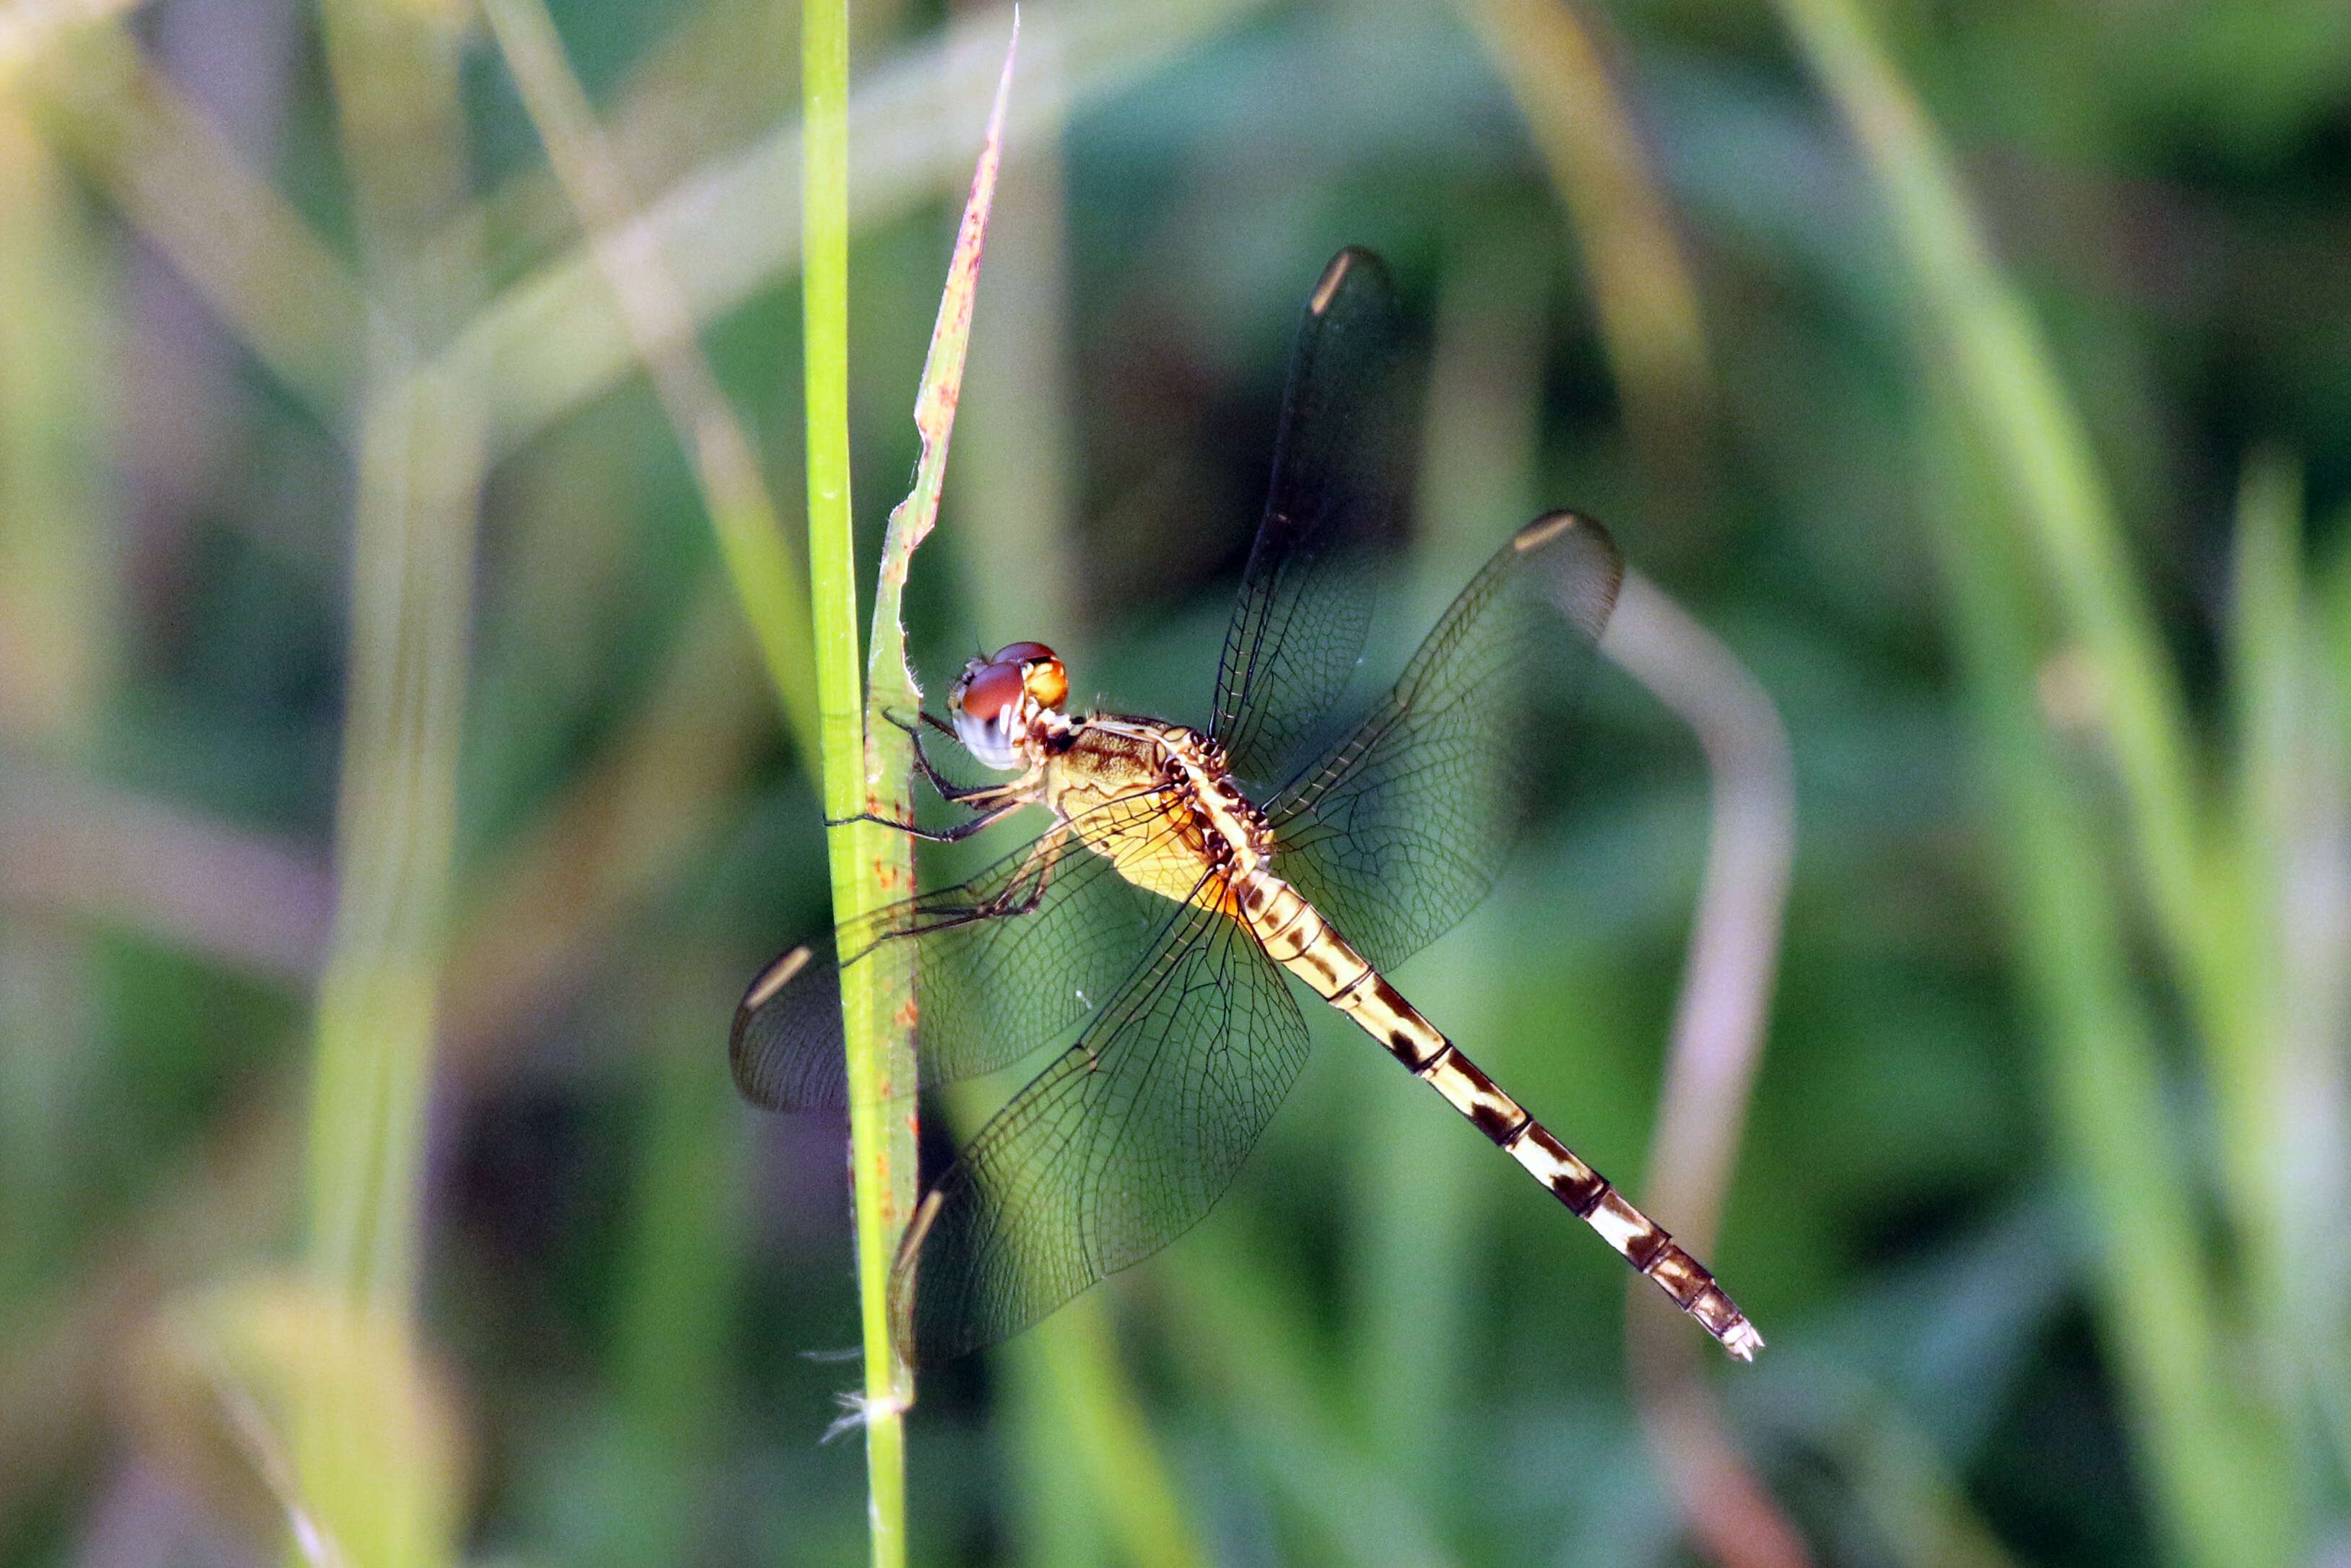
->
[[1040, 716, 1273, 916]]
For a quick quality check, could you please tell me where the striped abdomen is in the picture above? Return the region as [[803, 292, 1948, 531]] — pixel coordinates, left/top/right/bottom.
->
[[1233, 868, 1763, 1361]]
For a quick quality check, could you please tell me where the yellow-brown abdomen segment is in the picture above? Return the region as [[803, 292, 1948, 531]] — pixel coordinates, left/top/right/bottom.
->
[[1235, 868, 1764, 1361]]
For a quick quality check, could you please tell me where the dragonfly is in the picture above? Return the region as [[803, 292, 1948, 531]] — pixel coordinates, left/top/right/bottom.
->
[[733, 247, 1762, 1367]]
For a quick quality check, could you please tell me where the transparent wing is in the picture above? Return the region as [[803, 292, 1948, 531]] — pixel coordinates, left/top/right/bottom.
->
[[1209, 247, 1406, 785], [1264, 511, 1623, 974], [887, 884, 1309, 1366], [729, 788, 1203, 1113]]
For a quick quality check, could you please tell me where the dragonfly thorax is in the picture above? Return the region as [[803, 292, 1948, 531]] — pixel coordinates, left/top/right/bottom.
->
[[950, 641, 1072, 771], [1039, 715, 1278, 909]]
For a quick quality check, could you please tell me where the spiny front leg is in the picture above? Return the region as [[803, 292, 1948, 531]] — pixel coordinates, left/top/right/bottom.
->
[[827, 801, 1026, 844], [829, 710, 1040, 841]]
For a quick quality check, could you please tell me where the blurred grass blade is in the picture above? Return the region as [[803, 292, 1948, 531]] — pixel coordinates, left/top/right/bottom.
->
[[456, 0, 1273, 459], [2222, 450, 2303, 1362], [2303, 523, 2351, 1493], [2226, 454, 2351, 1470], [24, 21, 365, 437], [1163, 1229, 1461, 1568], [609, 958, 752, 1566], [1766, 0, 2219, 1041], [1828, 1384, 2023, 1568], [1455, 0, 1714, 507], [129, 1279, 467, 1568], [478, 0, 820, 758], [0, 97, 114, 751], [0, 97, 116, 1295], [300, 0, 480, 1561], [999, 1298, 1207, 1568], [1920, 377, 2294, 1568]]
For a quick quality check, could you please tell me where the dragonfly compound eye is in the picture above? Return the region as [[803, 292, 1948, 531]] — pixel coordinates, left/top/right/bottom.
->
[[950, 655, 1033, 772], [972, 642, 1067, 712], [954, 658, 1029, 722]]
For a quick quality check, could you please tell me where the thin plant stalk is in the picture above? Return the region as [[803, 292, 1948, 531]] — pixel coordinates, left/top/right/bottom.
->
[[801, 13, 1017, 1559], [796, 0, 913, 1556]]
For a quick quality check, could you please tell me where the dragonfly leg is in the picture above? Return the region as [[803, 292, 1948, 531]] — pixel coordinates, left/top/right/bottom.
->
[[826, 713, 1046, 840], [826, 798, 1026, 843], [856, 825, 1074, 967], [874, 708, 1004, 807], [929, 824, 1065, 924]]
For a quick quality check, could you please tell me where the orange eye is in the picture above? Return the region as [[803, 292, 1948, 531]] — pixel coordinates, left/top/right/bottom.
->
[[1022, 655, 1068, 710]]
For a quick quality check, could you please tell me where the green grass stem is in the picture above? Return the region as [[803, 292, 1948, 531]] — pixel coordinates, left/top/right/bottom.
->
[[796, 0, 915, 1562], [799, 14, 1016, 1567]]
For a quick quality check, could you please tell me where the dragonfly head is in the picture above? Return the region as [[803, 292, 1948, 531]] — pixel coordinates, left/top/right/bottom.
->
[[949, 641, 1069, 771]]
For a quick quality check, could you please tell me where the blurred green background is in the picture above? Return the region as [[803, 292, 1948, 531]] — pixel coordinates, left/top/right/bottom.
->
[[2, 0, 2347, 1564]]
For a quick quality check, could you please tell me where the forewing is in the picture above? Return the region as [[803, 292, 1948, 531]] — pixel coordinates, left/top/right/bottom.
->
[[729, 790, 1196, 1113], [888, 886, 1310, 1366], [1264, 511, 1623, 973], [1210, 247, 1406, 784]]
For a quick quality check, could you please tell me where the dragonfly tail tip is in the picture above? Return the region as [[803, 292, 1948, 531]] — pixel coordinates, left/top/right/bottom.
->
[[1719, 1320, 1765, 1362]]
